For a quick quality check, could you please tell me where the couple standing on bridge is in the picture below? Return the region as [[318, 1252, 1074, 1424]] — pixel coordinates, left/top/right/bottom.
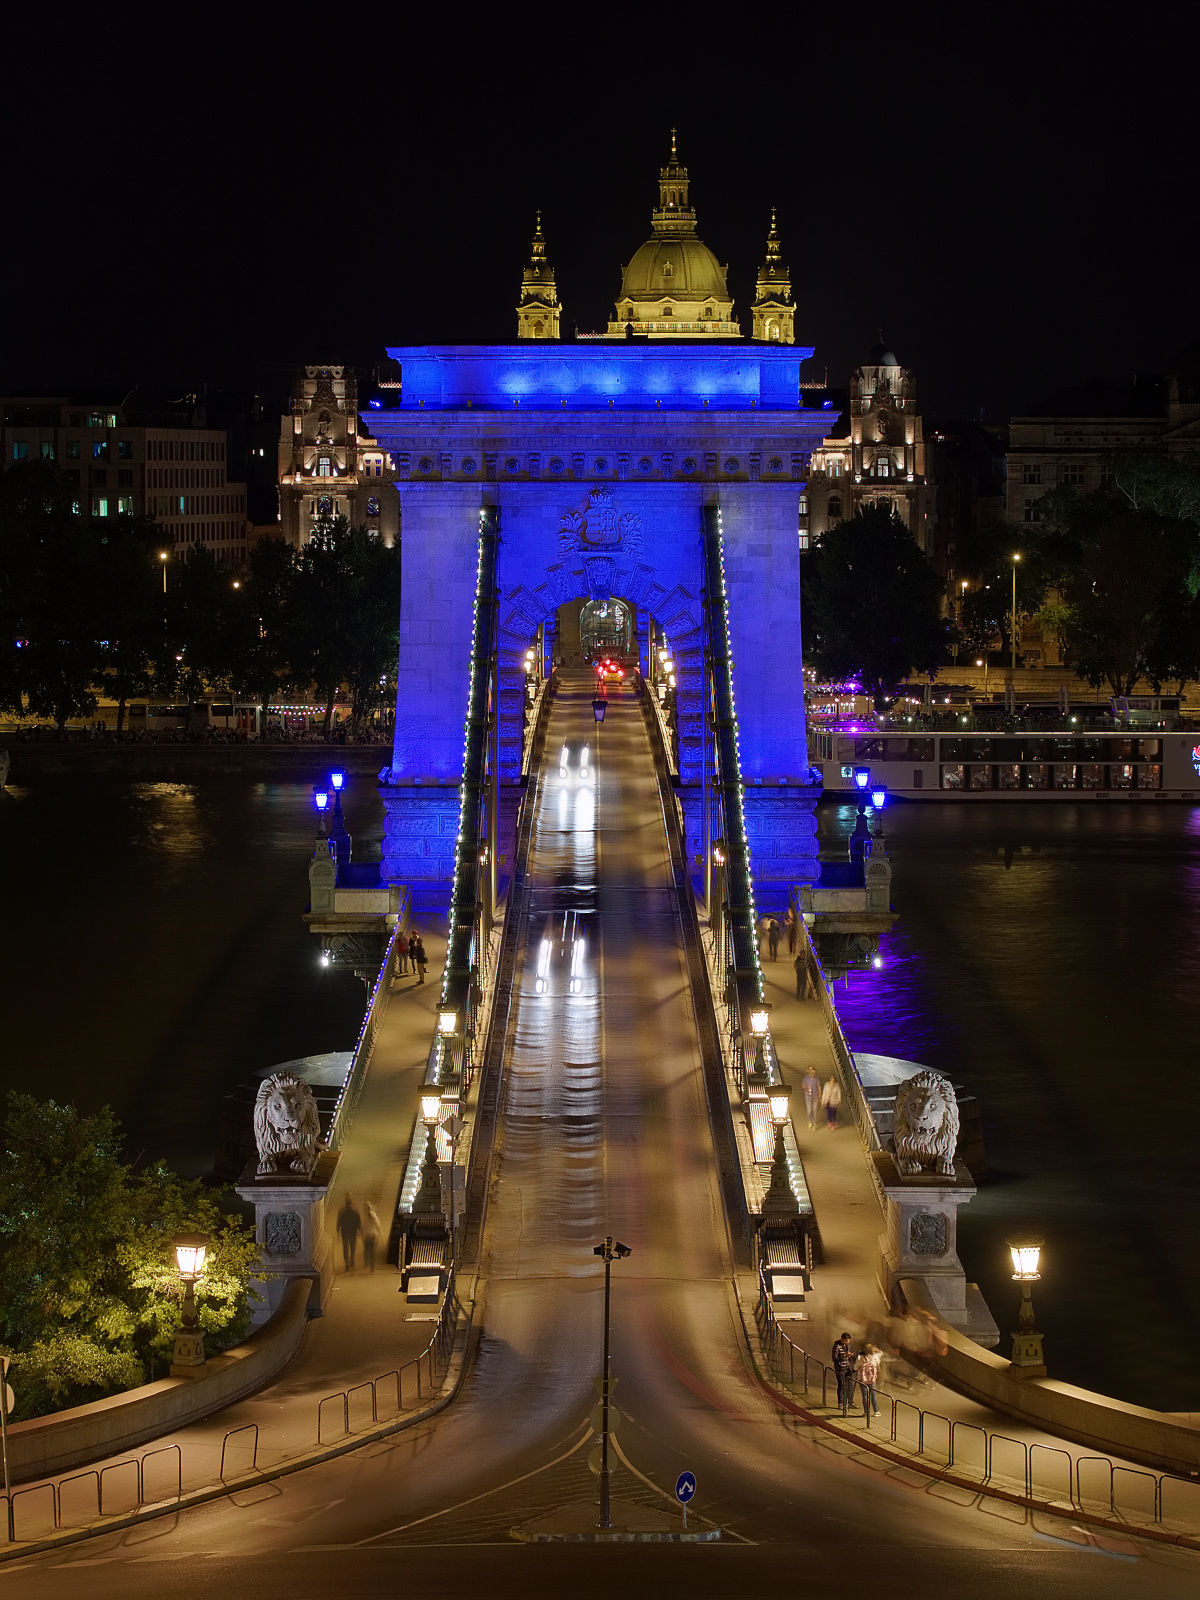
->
[[392, 928, 429, 985]]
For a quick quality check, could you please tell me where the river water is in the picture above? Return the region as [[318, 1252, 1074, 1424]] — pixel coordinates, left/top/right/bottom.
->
[[822, 798, 1200, 1410], [0, 771, 383, 1178], [2, 771, 1194, 1409]]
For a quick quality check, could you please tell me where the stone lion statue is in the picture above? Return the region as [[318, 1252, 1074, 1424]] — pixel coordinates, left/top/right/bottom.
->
[[892, 1069, 959, 1178], [254, 1072, 321, 1177]]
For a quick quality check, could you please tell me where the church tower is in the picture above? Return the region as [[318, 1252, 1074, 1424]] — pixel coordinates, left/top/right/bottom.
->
[[516, 213, 561, 339], [751, 209, 794, 344], [606, 132, 740, 338]]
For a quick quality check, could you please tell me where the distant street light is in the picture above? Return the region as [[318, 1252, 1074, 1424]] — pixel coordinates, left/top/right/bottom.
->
[[1008, 1234, 1046, 1377], [763, 1082, 799, 1217], [1010, 553, 1022, 671], [158, 551, 169, 593]]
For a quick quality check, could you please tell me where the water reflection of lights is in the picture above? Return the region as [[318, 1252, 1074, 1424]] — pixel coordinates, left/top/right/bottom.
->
[[570, 932, 585, 993], [559, 744, 569, 778], [536, 936, 551, 993], [580, 744, 591, 781]]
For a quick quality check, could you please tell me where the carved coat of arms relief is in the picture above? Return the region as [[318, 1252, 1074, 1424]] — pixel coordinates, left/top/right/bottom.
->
[[558, 486, 644, 556]]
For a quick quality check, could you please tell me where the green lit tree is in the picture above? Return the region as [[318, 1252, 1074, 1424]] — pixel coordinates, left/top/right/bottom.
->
[[0, 1094, 260, 1420]]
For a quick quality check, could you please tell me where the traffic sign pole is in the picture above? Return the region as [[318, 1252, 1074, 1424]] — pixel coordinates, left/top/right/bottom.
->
[[675, 1470, 697, 1533]]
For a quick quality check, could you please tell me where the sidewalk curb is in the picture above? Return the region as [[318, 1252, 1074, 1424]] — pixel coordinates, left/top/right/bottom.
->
[[0, 1284, 487, 1567], [729, 1277, 1200, 1554]]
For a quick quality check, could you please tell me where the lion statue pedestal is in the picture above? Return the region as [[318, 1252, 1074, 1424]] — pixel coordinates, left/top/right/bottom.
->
[[873, 1069, 1000, 1348], [234, 1072, 340, 1324]]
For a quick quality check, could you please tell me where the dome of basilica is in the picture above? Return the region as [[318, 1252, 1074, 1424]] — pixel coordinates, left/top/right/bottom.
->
[[619, 236, 729, 302]]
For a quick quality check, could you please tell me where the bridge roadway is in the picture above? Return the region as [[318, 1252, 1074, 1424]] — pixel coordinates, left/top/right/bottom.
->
[[5, 677, 1195, 1598]]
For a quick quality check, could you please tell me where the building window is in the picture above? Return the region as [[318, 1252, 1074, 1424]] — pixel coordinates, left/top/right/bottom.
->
[[12, 442, 27, 461], [118, 440, 133, 459], [66, 440, 80, 459], [1021, 464, 1041, 485], [317, 494, 333, 516], [1060, 463, 1085, 484], [317, 457, 332, 477], [40, 441, 54, 461], [830, 458, 843, 477], [93, 469, 108, 487], [117, 469, 132, 488], [92, 497, 108, 517], [93, 441, 108, 460], [366, 495, 380, 516], [118, 497, 134, 515], [798, 496, 809, 516], [1100, 461, 1115, 486], [663, 305, 674, 317], [876, 457, 890, 478], [828, 495, 842, 518], [1024, 498, 1042, 523]]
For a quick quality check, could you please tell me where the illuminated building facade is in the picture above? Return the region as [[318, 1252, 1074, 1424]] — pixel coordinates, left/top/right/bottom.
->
[[516, 215, 561, 340], [278, 365, 399, 546], [802, 346, 927, 547]]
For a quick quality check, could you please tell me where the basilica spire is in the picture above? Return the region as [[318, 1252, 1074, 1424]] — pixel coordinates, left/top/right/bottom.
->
[[652, 128, 697, 236], [751, 207, 794, 344], [516, 211, 561, 339]]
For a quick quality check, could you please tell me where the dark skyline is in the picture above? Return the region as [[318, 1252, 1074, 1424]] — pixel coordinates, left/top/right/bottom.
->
[[4, 14, 1195, 423]]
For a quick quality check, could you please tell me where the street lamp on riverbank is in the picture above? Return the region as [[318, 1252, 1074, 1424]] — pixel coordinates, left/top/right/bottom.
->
[[1008, 1234, 1046, 1378], [592, 1236, 631, 1530], [1010, 554, 1021, 671]]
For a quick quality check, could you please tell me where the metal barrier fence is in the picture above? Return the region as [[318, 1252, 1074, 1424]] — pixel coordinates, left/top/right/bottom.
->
[[2, 1273, 467, 1545], [317, 1270, 462, 1445], [756, 1270, 1200, 1534], [4, 1443, 182, 1542]]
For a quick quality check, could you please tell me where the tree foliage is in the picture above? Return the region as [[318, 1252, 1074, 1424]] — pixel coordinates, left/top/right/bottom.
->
[[0, 1094, 260, 1419], [802, 505, 947, 709], [0, 464, 400, 734]]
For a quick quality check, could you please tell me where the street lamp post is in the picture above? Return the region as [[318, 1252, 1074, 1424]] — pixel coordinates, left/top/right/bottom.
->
[[1010, 553, 1021, 672], [1008, 1235, 1046, 1378], [158, 551, 169, 593], [763, 1083, 799, 1217], [170, 1233, 209, 1376], [592, 1236, 631, 1530]]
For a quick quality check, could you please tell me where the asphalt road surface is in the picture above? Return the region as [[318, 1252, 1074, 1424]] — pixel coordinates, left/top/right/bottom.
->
[[4, 679, 1196, 1598]]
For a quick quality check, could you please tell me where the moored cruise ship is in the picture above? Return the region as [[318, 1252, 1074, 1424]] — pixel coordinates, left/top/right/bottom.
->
[[808, 725, 1200, 800]]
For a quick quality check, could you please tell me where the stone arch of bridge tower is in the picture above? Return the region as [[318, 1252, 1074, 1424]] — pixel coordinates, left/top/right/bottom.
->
[[496, 554, 704, 786]]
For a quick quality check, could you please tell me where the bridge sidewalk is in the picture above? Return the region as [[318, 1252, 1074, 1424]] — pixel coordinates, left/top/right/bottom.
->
[[12, 930, 457, 1504]]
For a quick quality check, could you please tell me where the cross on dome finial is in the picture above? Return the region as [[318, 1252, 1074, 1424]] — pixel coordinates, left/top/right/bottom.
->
[[670, 126, 677, 158]]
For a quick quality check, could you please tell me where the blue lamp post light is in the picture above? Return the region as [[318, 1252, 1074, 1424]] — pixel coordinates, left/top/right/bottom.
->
[[314, 789, 329, 837], [871, 783, 887, 811], [854, 767, 871, 793]]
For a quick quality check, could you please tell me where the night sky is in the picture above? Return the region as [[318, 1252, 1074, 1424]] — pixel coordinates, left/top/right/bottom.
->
[[4, 14, 1194, 423]]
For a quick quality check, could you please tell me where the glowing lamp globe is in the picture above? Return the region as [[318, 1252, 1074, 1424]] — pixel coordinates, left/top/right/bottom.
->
[[871, 785, 887, 810], [854, 767, 871, 791], [174, 1233, 209, 1280], [314, 790, 329, 812], [438, 1009, 459, 1037], [420, 1093, 442, 1125], [749, 1008, 770, 1038], [768, 1086, 790, 1124], [330, 770, 345, 791], [1008, 1238, 1042, 1280]]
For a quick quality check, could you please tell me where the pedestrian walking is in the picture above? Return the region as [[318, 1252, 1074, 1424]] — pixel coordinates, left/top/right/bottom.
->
[[821, 1074, 842, 1130], [794, 949, 808, 1000], [802, 1066, 821, 1129], [336, 1195, 361, 1271], [395, 929, 409, 975], [767, 917, 780, 961], [785, 905, 798, 957], [855, 1343, 882, 1419], [362, 1201, 382, 1272], [832, 1332, 856, 1416]]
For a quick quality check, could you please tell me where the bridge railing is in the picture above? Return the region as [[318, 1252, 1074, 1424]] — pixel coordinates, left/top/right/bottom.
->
[[326, 893, 408, 1153], [754, 1268, 1200, 1538]]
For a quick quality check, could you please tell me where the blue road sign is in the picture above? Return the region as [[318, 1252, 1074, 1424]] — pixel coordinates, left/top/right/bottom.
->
[[675, 1471, 696, 1504]]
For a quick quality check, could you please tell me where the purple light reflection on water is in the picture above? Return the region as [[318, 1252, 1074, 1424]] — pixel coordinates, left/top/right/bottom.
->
[[818, 797, 1200, 1409]]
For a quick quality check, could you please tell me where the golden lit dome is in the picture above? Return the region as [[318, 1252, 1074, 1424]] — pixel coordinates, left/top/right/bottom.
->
[[606, 132, 741, 339], [619, 237, 729, 300]]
